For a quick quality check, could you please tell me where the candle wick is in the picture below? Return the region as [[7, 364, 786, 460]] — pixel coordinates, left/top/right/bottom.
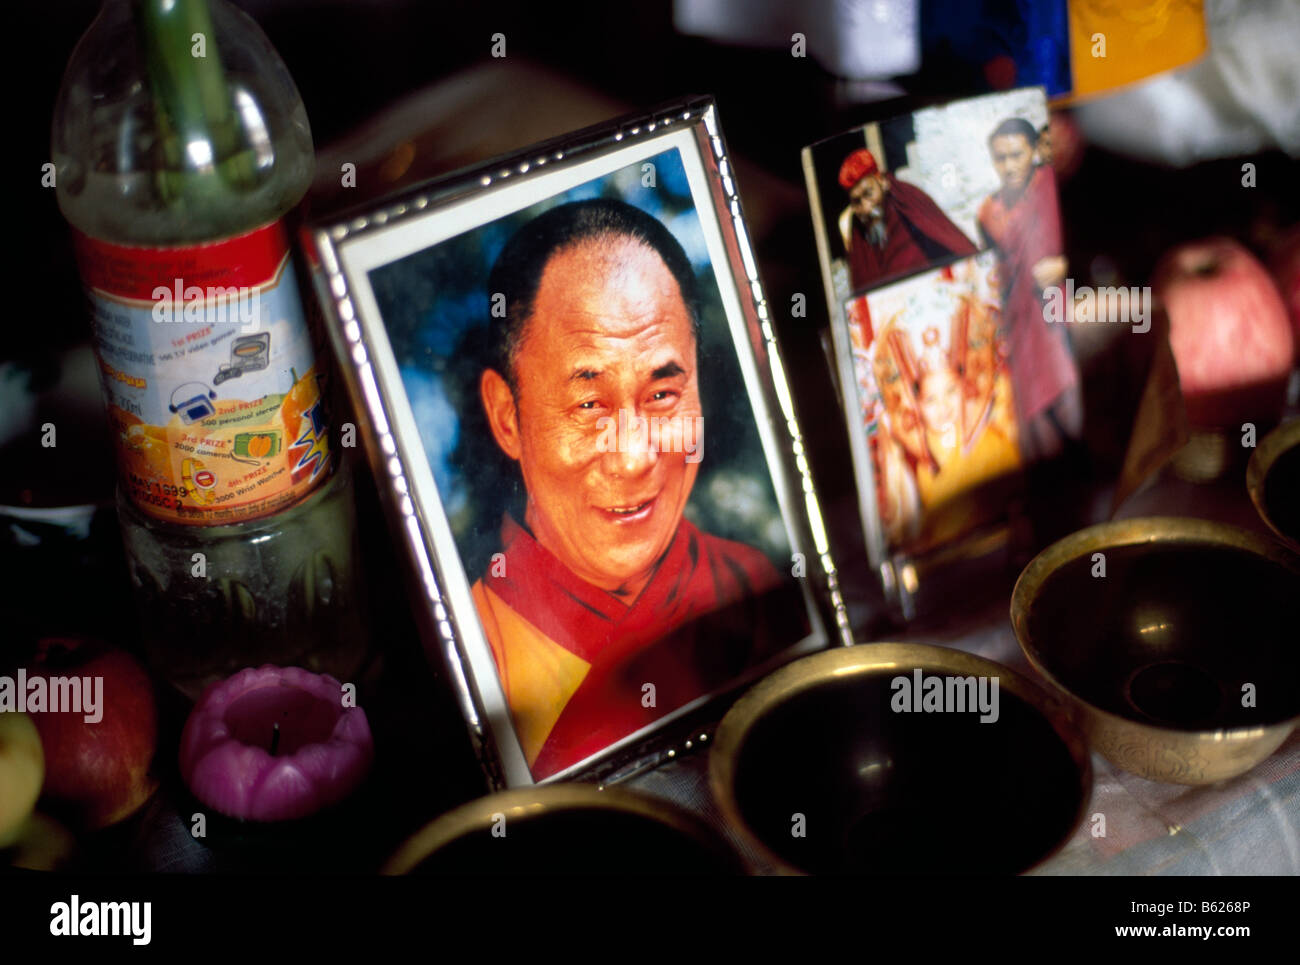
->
[[270, 722, 281, 757]]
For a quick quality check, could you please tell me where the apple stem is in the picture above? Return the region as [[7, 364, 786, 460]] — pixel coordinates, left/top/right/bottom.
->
[[270, 722, 280, 757]]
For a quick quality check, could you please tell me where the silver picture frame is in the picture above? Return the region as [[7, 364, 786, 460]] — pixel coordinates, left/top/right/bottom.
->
[[307, 97, 849, 789]]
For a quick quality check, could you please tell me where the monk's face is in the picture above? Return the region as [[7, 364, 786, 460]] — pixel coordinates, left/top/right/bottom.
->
[[990, 133, 1035, 197], [848, 174, 887, 221], [919, 367, 961, 435], [481, 235, 702, 597]]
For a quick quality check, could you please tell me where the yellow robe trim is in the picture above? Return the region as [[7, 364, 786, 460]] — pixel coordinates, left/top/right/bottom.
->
[[471, 579, 590, 768]]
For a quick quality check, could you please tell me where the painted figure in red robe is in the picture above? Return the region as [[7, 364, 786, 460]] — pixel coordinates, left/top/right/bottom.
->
[[837, 147, 978, 291], [473, 199, 787, 779]]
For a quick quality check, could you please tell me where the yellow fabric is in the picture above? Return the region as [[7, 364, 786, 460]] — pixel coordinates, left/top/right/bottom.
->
[[1068, 0, 1207, 101], [471, 579, 590, 767]]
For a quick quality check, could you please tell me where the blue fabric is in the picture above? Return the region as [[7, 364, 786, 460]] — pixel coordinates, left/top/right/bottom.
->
[[922, 0, 1072, 98]]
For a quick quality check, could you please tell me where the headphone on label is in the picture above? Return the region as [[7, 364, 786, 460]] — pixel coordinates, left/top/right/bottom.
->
[[169, 382, 217, 413]]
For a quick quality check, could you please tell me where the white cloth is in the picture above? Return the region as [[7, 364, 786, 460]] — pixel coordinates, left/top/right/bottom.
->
[[1076, 0, 1300, 164], [673, 0, 921, 79]]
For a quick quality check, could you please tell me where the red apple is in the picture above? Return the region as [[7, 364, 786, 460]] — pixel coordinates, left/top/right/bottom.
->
[[0, 711, 44, 848], [1153, 237, 1295, 428], [1268, 226, 1300, 360], [27, 637, 158, 830]]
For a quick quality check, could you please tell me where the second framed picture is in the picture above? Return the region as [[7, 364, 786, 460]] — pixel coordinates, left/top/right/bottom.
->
[[309, 99, 842, 788], [804, 88, 1084, 614]]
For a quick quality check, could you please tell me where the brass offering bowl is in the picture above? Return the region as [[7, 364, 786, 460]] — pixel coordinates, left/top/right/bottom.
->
[[1012, 517, 1300, 785], [709, 644, 1092, 875], [1247, 418, 1300, 551], [382, 784, 740, 875]]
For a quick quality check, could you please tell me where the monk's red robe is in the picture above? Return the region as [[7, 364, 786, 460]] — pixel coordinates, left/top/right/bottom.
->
[[977, 165, 1078, 425], [472, 513, 790, 780], [846, 178, 978, 292]]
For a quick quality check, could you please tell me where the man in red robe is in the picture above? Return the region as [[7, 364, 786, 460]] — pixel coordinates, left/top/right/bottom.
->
[[472, 198, 796, 780], [976, 118, 1081, 459], [838, 148, 978, 291]]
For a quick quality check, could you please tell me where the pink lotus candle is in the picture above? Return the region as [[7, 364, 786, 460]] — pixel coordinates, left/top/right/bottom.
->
[[180, 666, 373, 822]]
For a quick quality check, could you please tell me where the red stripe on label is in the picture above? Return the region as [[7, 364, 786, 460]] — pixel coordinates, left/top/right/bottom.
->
[[72, 221, 291, 301]]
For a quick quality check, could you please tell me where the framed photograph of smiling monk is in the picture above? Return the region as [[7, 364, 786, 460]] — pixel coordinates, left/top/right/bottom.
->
[[308, 99, 840, 787]]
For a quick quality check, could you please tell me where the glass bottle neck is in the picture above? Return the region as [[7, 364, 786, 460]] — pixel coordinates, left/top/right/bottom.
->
[[132, 0, 258, 193]]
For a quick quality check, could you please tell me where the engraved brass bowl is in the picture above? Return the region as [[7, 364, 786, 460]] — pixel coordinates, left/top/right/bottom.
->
[[1247, 418, 1300, 551], [382, 784, 740, 875], [1012, 517, 1300, 785], [709, 643, 1092, 875]]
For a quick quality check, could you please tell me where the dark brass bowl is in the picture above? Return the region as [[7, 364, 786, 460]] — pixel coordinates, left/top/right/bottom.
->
[[1247, 418, 1300, 551], [709, 644, 1092, 875], [382, 784, 740, 875], [1012, 517, 1300, 785]]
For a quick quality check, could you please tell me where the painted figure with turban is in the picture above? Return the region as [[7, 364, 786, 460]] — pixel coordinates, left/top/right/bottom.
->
[[837, 147, 978, 292]]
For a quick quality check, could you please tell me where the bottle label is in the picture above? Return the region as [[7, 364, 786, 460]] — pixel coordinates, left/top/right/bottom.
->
[[72, 220, 332, 525]]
